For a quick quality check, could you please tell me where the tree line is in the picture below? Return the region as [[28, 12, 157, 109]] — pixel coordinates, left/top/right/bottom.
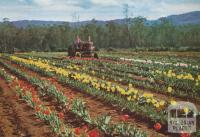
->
[[0, 17, 200, 53]]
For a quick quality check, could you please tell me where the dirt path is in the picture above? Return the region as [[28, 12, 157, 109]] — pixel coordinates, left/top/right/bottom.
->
[[0, 77, 55, 137], [3, 58, 173, 137]]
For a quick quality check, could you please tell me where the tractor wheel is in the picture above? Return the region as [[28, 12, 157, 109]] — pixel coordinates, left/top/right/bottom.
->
[[94, 53, 99, 59]]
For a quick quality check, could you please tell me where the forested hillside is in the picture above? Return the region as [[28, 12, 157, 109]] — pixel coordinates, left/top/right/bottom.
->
[[0, 17, 200, 53]]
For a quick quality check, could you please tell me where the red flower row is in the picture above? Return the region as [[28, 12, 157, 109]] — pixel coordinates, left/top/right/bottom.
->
[[75, 125, 100, 137]]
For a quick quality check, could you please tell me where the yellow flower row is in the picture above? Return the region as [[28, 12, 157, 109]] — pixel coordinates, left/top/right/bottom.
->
[[10, 56, 168, 110], [155, 70, 199, 86]]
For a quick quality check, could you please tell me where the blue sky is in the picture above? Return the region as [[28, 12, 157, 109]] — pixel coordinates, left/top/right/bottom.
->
[[0, 0, 200, 21]]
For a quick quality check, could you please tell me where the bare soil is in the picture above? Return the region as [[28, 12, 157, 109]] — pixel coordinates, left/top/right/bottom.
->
[[0, 77, 55, 137]]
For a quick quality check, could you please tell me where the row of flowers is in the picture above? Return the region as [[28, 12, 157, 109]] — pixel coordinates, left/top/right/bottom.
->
[[0, 58, 147, 137], [19, 54, 199, 100], [40, 56, 197, 112], [7, 56, 168, 124], [15, 81, 74, 136], [154, 69, 200, 86], [0, 67, 75, 136], [16, 55, 199, 115], [1, 60, 195, 137], [120, 57, 199, 69], [10, 56, 169, 111], [0, 68, 14, 83], [28, 55, 200, 100]]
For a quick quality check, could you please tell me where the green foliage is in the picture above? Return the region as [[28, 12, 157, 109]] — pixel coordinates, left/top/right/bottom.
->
[[0, 68, 13, 83], [0, 19, 200, 52], [71, 98, 92, 123], [95, 115, 113, 135]]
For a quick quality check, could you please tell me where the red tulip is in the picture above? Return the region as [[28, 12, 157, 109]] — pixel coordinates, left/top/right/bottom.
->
[[82, 125, 88, 132], [154, 123, 162, 131], [32, 97, 38, 103], [35, 106, 41, 112], [75, 127, 81, 135], [120, 114, 129, 121], [88, 130, 100, 137], [18, 80, 23, 87], [22, 90, 27, 96], [37, 100, 42, 105], [31, 90, 37, 97], [58, 112, 64, 119], [180, 133, 191, 137], [44, 109, 50, 115]]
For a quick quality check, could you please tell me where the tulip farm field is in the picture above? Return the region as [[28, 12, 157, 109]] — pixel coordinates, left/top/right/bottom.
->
[[0, 51, 199, 137]]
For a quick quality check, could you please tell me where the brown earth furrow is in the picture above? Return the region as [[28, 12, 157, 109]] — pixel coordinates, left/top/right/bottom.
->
[[0, 65, 89, 133], [0, 77, 55, 137], [0, 63, 99, 136]]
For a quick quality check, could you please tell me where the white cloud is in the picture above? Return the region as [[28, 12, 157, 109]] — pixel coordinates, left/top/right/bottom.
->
[[91, 0, 119, 6], [148, 2, 200, 19], [32, 0, 53, 6], [1, 0, 200, 21]]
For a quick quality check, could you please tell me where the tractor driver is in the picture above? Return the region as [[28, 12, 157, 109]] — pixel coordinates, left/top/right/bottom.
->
[[88, 36, 94, 50], [75, 35, 82, 50], [88, 35, 93, 46]]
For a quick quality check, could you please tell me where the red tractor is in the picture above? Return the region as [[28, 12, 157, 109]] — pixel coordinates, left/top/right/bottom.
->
[[68, 36, 98, 58]]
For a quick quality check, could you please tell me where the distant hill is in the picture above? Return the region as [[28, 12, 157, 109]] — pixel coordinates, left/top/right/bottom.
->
[[166, 11, 200, 25], [2, 11, 200, 28], [12, 20, 66, 28]]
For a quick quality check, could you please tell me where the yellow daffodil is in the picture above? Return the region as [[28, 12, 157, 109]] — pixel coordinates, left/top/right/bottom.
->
[[127, 96, 132, 101], [198, 75, 200, 81], [155, 103, 160, 108], [106, 87, 110, 92], [133, 95, 137, 100], [159, 100, 165, 106], [171, 73, 176, 77], [183, 107, 189, 114], [133, 89, 138, 94], [147, 98, 151, 103], [111, 87, 115, 92], [177, 75, 182, 79], [151, 99, 157, 104], [167, 87, 173, 93], [101, 83, 105, 88], [143, 93, 153, 98], [170, 100, 177, 106]]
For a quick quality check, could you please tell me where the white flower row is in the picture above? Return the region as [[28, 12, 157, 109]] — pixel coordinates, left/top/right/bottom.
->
[[120, 57, 199, 69]]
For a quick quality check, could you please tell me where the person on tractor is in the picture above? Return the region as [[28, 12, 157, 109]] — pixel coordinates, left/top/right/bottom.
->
[[68, 35, 98, 58], [75, 35, 82, 50], [87, 35, 94, 50]]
